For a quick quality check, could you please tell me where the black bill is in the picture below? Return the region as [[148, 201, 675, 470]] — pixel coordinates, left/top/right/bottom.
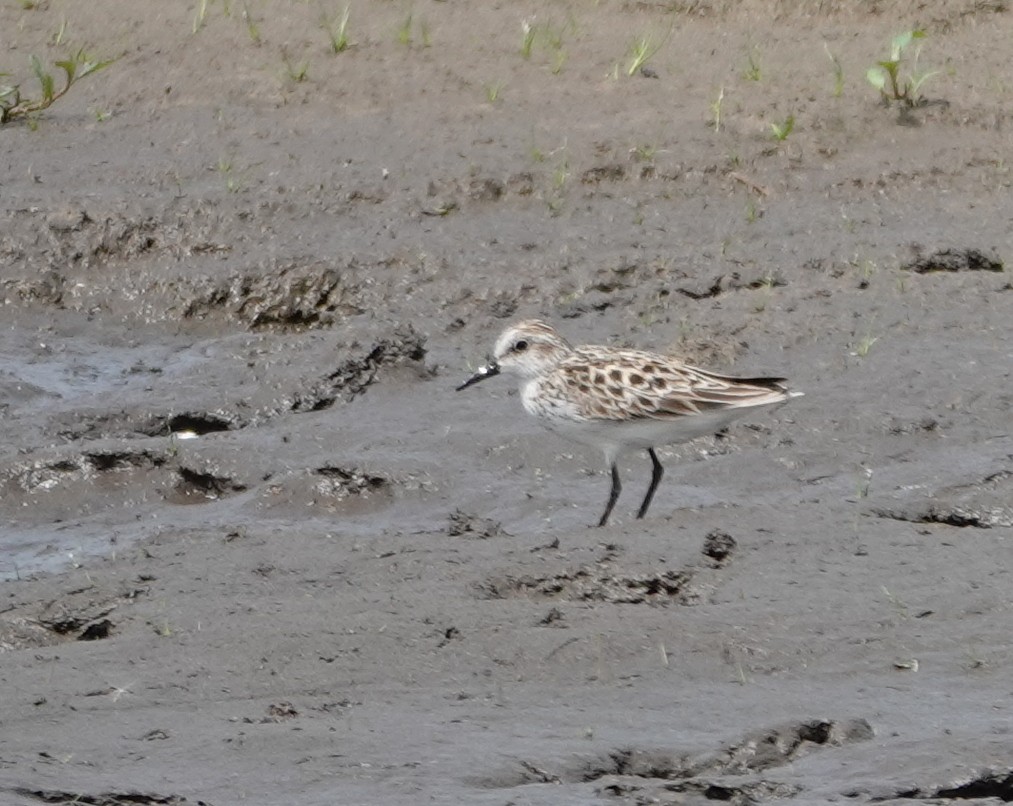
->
[[455, 361, 500, 391]]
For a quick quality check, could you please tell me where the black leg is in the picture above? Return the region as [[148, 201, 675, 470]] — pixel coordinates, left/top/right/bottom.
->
[[597, 463, 621, 527], [636, 448, 665, 520]]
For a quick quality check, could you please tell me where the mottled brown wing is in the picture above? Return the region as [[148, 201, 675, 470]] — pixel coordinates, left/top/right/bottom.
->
[[556, 350, 788, 421]]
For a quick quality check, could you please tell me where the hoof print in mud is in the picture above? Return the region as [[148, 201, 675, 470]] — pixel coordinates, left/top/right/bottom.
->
[[164, 412, 234, 436], [77, 618, 114, 641], [447, 509, 504, 539], [171, 466, 246, 503], [582, 163, 626, 184], [479, 567, 694, 605], [702, 530, 736, 564], [313, 466, 389, 499], [901, 246, 1004, 274], [5, 450, 168, 494]]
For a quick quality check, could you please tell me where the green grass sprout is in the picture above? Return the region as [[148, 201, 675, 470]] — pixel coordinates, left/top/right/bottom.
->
[[866, 30, 939, 106], [626, 30, 668, 77], [769, 114, 794, 141], [484, 81, 504, 103], [241, 2, 261, 44], [710, 85, 725, 132], [1, 50, 117, 126], [520, 18, 537, 59], [281, 47, 308, 82], [323, 5, 352, 53], [743, 46, 762, 81], [824, 43, 844, 97]]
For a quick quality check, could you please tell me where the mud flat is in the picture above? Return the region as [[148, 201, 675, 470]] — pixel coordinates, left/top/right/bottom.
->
[[1, 2, 1011, 804]]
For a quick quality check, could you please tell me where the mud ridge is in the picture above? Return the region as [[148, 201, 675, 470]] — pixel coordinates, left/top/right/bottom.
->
[[173, 262, 368, 330], [901, 246, 1004, 274], [479, 567, 696, 605], [1, 585, 147, 651], [601, 778, 800, 805], [875, 504, 1013, 529], [288, 326, 427, 411], [480, 719, 872, 791], [3, 450, 169, 493], [859, 768, 1013, 802], [11, 788, 200, 805]]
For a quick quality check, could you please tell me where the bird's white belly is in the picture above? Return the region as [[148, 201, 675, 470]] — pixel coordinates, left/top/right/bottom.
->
[[521, 377, 761, 462]]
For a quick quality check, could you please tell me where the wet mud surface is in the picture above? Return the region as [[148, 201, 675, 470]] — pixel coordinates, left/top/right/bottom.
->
[[1, 1, 1012, 804]]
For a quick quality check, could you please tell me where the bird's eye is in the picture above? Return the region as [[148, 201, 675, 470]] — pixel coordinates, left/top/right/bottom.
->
[[514, 339, 529, 352]]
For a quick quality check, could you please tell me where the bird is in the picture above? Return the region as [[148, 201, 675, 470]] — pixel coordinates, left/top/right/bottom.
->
[[456, 319, 801, 526]]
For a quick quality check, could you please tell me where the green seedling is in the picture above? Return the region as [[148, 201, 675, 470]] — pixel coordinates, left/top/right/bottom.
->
[[241, 2, 261, 44], [769, 114, 794, 141], [1, 50, 116, 126], [710, 85, 725, 132], [520, 18, 568, 71], [520, 18, 537, 59], [854, 258, 876, 287], [824, 43, 844, 97], [281, 48, 308, 82], [217, 156, 243, 193], [396, 12, 430, 47], [851, 333, 878, 357], [323, 5, 352, 53], [552, 157, 570, 189], [191, 0, 234, 33], [484, 81, 504, 103], [396, 13, 413, 45], [193, 0, 211, 33], [551, 49, 567, 74], [631, 143, 656, 162], [743, 47, 762, 81], [866, 30, 939, 106], [753, 276, 777, 312], [52, 17, 68, 47], [626, 31, 666, 76]]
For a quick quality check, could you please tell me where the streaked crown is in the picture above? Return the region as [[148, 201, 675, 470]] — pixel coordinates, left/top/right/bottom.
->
[[493, 319, 574, 379]]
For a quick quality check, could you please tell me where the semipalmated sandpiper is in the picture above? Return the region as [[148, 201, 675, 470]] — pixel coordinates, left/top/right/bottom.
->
[[457, 319, 801, 526]]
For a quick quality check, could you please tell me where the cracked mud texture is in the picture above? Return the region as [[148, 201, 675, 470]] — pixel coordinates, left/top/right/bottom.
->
[[1, 1, 1012, 805]]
